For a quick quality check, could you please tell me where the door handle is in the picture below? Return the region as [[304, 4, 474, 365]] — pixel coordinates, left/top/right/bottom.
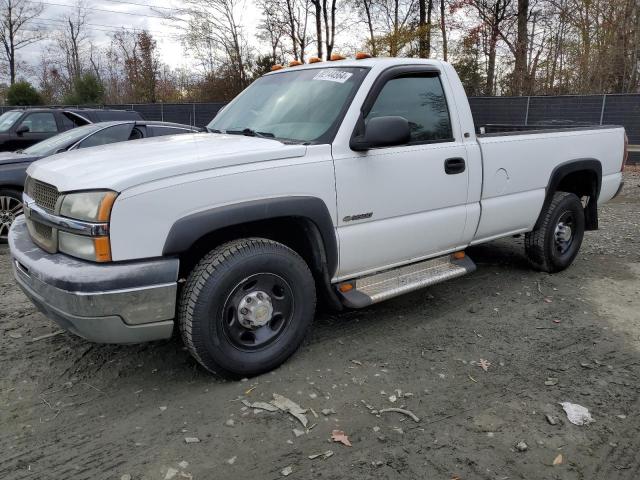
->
[[444, 157, 466, 175]]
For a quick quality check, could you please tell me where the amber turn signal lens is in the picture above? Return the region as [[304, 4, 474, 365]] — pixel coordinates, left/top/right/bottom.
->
[[97, 191, 118, 222], [338, 283, 354, 293], [452, 251, 465, 260], [289, 60, 303, 67], [94, 237, 112, 262], [308, 56, 322, 63], [330, 54, 346, 61], [355, 52, 372, 59], [270, 64, 283, 71]]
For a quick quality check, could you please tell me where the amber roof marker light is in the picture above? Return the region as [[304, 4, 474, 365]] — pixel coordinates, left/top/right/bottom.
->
[[270, 64, 283, 71], [329, 53, 346, 61], [355, 52, 372, 59], [289, 60, 303, 67], [308, 57, 322, 64]]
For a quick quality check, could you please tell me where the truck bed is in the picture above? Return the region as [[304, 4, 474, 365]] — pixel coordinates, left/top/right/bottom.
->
[[470, 124, 625, 244]]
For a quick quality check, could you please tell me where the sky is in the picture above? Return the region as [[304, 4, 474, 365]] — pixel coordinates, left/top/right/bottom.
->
[[19, 0, 263, 75]]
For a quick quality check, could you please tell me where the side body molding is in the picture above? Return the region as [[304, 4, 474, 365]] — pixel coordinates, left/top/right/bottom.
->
[[162, 196, 339, 276], [535, 158, 602, 231]]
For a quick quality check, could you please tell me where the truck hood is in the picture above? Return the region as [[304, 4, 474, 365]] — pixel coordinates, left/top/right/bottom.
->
[[0, 151, 40, 166], [27, 133, 307, 192]]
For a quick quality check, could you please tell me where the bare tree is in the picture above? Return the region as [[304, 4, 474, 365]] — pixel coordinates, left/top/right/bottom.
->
[[0, 0, 44, 84], [57, 1, 89, 85], [257, 0, 288, 62], [163, 0, 250, 86]]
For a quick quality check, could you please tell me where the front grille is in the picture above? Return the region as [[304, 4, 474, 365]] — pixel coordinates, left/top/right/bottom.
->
[[27, 177, 60, 213]]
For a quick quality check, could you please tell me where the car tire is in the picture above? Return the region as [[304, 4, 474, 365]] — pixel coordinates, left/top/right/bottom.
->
[[0, 189, 23, 244], [525, 191, 585, 273], [178, 238, 316, 378]]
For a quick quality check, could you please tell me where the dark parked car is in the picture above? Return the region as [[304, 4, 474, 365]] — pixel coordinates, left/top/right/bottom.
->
[[0, 108, 143, 152], [0, 120, 201, 241]]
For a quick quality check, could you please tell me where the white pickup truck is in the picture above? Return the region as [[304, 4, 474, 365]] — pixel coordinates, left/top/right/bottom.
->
[[9, 58, 627, 377]]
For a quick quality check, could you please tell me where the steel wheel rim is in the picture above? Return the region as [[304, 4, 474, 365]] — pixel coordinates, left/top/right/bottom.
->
[[554, 211, 575, 255], [0, 195, 23, 240], [221, 273, 294, 351]]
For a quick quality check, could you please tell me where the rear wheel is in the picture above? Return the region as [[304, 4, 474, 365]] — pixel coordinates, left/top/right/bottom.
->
[[178, 238, 316, 378], [0, 189, 23, 243], [525, 192, 585, 273]]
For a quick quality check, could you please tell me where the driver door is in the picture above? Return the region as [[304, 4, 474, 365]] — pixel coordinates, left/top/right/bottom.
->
[[13, 112, 60, 150], [334, 70, 470, 279]]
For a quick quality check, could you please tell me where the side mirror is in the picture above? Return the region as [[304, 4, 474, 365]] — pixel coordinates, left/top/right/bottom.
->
[[16, 124, 30, 136], [350, 116, 411, 151]]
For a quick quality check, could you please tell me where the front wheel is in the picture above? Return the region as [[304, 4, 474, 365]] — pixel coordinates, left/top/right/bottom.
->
[[178, 238, 316, 378], [0, 189, 23, 243], [525, 192, 585, 273]]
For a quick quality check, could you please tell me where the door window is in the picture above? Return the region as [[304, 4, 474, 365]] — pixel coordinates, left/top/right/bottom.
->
[[366, 75, 453, 143], [19, 113, 58, 133], [77, 124, 134, 149]]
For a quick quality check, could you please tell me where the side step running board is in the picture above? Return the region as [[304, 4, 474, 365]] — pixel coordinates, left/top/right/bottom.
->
[[336, 253, 476, 308]]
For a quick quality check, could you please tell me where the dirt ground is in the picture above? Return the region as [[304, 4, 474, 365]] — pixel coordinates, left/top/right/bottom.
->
[[1, 172, 639, 480]]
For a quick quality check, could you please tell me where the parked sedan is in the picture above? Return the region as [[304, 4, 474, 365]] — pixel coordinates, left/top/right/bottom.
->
[[0, 108, 143, 152], [0, 120, 200, 241]]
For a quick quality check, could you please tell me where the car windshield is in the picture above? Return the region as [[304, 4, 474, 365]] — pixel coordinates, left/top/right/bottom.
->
[[0, 111, 23, 133], [23, 124, 104, 156], [207, 66, 369, 143]]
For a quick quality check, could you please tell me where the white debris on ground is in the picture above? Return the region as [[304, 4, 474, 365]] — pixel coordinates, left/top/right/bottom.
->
[[560, 402, 595, 426]]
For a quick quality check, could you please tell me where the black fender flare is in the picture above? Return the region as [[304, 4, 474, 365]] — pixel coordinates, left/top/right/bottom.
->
[[534, 158, 602, 230], [162, 196, 338, 276]]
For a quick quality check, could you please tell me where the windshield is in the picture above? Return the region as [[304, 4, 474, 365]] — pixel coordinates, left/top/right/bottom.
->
[[208, 66, 369, 143], [0, 111, 23, 133], [23, 124, 104, 156]]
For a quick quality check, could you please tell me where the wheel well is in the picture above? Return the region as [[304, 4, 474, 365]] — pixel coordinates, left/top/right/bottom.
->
[[555, 169, 599, 230], [0, 185, 24, 193], [177, 217, 327, 281]]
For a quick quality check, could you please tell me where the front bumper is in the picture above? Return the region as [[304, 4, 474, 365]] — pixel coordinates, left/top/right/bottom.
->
[[9, 216, 179, 343]]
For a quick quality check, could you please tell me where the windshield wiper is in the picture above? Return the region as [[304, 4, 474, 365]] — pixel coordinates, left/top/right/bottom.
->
[[226, 128, 275, 139]]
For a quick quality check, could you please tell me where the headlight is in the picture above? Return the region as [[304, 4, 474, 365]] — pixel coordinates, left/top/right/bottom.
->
[[58, 190, 117, 262], [60, 191, 117, 222]]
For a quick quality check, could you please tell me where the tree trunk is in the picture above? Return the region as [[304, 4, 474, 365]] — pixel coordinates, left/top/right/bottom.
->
[[362, 0, 377, 55], [486, 28, 499, 95], [312, 0, 323, 59], [440, 0, 447, 61], [426, 0, 433, 58], [513, 0, 529, 95], [285, 0, 299, 60], [419, 0, 427, 57]]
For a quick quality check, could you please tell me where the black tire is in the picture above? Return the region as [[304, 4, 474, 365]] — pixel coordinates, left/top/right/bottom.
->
[[525, 192, 585, 273], [178, 238, 316, 378], [0, 189, 23, 243]]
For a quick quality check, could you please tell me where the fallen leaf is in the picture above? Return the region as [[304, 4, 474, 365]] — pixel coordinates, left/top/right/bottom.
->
[[468, 374, 478, 383], [553, 453, 563, 465], [479, 359, 491, 372], [331, 429, 352, 447], [544, 298, 553, 303], [271, 394, 309, 427], [281, 466, 293, 476]]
